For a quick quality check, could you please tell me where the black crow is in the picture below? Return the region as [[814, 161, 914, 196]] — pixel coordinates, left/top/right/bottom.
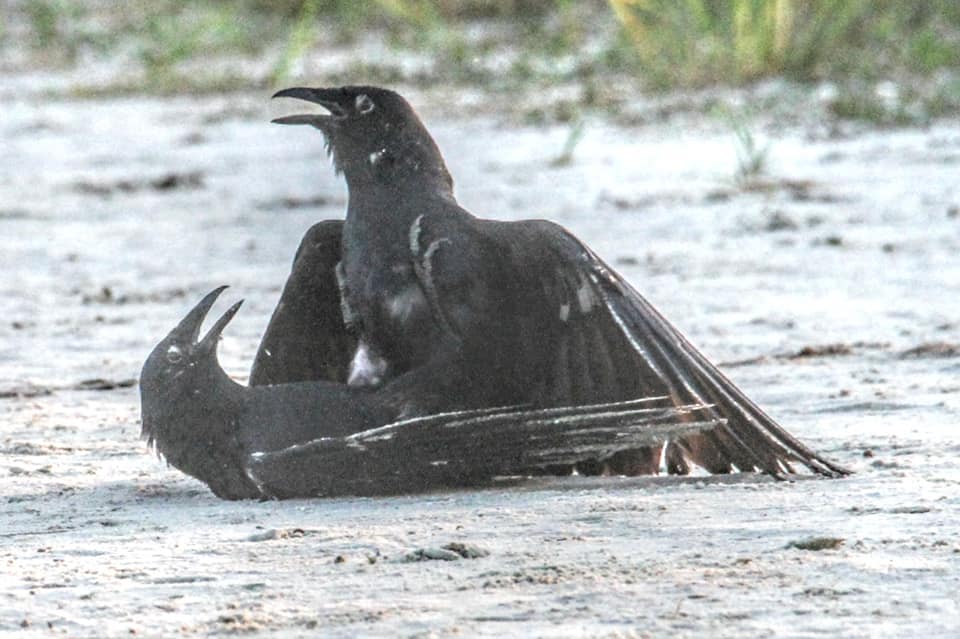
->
[[140, 286, 395, 499], [271, 85, 848, 478], [140, 288, 722, 498]]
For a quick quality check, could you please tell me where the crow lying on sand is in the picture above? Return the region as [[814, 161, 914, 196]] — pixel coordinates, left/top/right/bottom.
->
[[140, 288, 723, 499]]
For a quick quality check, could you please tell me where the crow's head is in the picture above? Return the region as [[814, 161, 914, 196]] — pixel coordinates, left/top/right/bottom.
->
[[140, 286, 242, 444], [272, 85, 452, 191]]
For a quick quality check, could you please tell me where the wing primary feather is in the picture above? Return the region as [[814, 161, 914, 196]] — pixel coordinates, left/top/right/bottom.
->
[[246, 397, 723, 497], [605, 272, 847, 476], [542, 225, 848, 478]]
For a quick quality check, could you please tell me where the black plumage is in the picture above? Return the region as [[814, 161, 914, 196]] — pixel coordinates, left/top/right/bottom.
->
[[139, 287, 394, 499], [270, 85, 848, 478], [249, 220, 355, 386], [140, 288, 722, 498]]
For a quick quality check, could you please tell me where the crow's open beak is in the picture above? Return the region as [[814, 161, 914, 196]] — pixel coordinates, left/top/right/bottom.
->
[[271, 87, 347, 128], [198, 300, 243, 348], [167, 286, 242, 352], [171, 286, 229, 344], [198, 299, 243, 352]]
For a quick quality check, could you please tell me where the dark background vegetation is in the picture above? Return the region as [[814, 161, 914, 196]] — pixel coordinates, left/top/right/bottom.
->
[[3, 0, 959, 124]]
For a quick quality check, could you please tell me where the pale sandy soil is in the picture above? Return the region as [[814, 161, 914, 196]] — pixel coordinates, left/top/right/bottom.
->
[[1, 87, 959, 637]]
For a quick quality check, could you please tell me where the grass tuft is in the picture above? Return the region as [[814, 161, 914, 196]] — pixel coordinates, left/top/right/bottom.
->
[[608, 1, 960, 87], [550, 119, 587, 167], [716, 107, 769, 186], [271, 0, 320, 86]]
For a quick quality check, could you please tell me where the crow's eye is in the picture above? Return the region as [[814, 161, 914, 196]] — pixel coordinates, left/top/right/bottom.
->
[[166, 345, 183, 363], [355, 94, 375, 115]]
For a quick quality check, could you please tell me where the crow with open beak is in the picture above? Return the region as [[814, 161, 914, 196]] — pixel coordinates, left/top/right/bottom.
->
[[141, 289, 724, 498], [270, 85, 848, 478], [139, 286, 395, 499]]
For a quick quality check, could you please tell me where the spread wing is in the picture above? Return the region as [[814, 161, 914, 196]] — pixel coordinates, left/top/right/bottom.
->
[[409, 215, 847, 478], [247, 396, 723, 498], [250, 220, 356, 386]]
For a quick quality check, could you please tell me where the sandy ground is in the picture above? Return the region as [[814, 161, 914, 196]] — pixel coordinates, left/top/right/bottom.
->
[[1, 88, 959, 637]]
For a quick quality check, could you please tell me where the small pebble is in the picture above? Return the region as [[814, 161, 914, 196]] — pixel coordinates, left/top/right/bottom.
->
[[786, 537, 844, 551]]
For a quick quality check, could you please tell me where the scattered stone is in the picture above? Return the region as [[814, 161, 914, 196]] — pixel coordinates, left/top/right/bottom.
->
[[788, 344, 853, 359], [819, 150, 845, 163], [73, 171, 205, 197], [900, 342, 960, 359], [0, 209, 31, 220], [787, 537, 844, 551], [782, 179, 850, 203], [404, 542, 489, 562], [72, 378, 137, 392], [153, 173, 202, 190], [718, 355, 769, 368], [871, 459, 902, 469], [0, 384, 53, 399], [2, 441, 74, 455], [764, 210, 799, 232], [405, 547, 462, 562], [599, 192, 689, 210], [180, 131, 207, 145], [83, 286, 115, 304], [816, 235, 844, 247], [246, 528, 306, 542], [847, 505, 881, 514], [333, 555, 346, 564], [151, 576, 216, 584], [443, 542, 490, 559], [257, 195, 343, 211], [889, 505, 931, 514], [72, 181, 112, 196], [704, 189, 732, 203], [217, 612, 259, 630], [800, 586, 864, 597], [606, 196, 636, 210], [948, 205, 958, 219], [82, 287, 187, 306], [725, 340, 877, 367], [1, 377, 135, 400]]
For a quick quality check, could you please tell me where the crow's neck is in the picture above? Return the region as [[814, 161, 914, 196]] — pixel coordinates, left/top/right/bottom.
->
[[343, 170, 456, 246], [178, 363, 247, 422], [141, 361, 247, 467]]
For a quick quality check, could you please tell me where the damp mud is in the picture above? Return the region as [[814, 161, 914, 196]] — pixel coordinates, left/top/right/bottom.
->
[[1, 89, 959, 636]]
